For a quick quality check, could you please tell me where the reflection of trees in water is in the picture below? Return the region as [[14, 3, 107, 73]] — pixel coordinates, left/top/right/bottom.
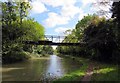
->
[[2, 59, 49, 81], [30, 59, 50, 81], [61, 58, 82, 74]]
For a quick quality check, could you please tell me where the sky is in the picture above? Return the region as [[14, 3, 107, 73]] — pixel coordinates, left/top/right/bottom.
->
[[28, 0, 112, 36], [29, 0, 96, 36]]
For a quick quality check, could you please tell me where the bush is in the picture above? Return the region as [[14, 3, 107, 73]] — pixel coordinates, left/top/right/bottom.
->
[[2, 51, 31, 64]]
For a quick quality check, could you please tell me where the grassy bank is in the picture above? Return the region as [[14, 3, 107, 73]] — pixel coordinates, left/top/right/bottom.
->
[[91, 62, 119, 82], [54, 54, 119, 82], [53, 54, 89, 82]]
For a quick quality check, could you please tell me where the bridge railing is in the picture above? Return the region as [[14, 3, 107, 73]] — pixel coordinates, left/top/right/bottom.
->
[[21, 35, 86, 46], [43, 35, 80, 43]]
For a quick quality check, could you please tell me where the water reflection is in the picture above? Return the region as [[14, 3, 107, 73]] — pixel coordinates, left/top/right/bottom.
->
[[46, 55, 64, 78], [2, 58, 49, 81], [2, 55, 82, 81]]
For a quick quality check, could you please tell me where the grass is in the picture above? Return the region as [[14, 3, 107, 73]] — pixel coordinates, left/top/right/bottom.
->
[[53, 56, 89, 82], [54, 54, 120, 82], [91, 62, 119, 82]]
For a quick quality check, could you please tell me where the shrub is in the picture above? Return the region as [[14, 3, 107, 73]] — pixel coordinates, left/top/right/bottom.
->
[[2, 51, 31, 64]]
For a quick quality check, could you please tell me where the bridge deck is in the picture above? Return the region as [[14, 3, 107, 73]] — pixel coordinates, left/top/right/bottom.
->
[[23, 40, 85, 46]]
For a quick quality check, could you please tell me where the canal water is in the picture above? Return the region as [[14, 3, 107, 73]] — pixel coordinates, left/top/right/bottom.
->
[[2, 55, 82, 81]]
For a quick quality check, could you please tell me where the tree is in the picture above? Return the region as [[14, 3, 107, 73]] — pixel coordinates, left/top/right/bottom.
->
[[111, 1, 120, 23], [2, 1, 45, 63], [92, 0, 112, 18], [75, 14, 96, 41], [111, 1, 120, 50], [57, 15, 100, 57], [2, 1, 31, 26], [84, 17, 116, 62], [42, 45, 54, 55]]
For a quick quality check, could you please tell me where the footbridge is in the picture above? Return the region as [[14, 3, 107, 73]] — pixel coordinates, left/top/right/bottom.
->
[[23, 35, 85, 46]]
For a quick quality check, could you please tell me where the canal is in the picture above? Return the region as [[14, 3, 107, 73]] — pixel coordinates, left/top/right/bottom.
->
[[2, 55, 82, 81]]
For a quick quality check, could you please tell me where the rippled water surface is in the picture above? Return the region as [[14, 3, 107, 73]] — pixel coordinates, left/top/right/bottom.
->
[[2, 55, 81, 81]]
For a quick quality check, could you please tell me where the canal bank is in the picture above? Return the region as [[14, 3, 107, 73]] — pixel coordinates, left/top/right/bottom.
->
[[54, 54, 119, 82], [54, 54, 90, 82]]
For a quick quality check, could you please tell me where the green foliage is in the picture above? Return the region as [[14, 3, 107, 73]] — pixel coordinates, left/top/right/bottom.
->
[[111, 2, 120, 51], [32, 45, 54, 56], [20, 19, 44, 41], [112, 2, 120, 24], [2, 18, 45, 63], [84, 18, 117, 61], [53, 56, 89, 82], [2, 51, 30, 64], [41, 45, 54, 55], [56, 15, 97, 57], [2, 1, 31, 25], [2, 1, 46, 63], [57, 14, 119, 63], [75, 14, 98, 40], [91, 63, 119, 81]]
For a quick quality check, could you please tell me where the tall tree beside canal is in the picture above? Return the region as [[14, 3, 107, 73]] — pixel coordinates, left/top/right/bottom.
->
[[57, 14, 119, 63], [111, 1, 120, 63], [56, 15, 98, 57], [2, 1, 31, 26], [83, 17, 117, 62], [2, 1, 47, 63]]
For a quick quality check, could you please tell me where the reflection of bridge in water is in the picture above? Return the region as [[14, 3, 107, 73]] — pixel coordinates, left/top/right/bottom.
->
[[23, 35, 85, 46]]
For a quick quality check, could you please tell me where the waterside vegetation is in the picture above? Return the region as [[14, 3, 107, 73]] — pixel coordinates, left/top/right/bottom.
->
[[2, 1, 53, 64]]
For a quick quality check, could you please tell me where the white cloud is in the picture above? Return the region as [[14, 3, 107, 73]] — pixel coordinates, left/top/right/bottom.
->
[[55, 27, 73, 34], [61, 6, 82, 18], [41, 0, 77, 7], [41, 0, 82, 28], [1, 0, 29, 2], [31, 0, 95, 27], [78, 13, 88, 20], [31, 0, 47, 14], [44, 12, 70, 27], [81, 0, 96, 8]]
